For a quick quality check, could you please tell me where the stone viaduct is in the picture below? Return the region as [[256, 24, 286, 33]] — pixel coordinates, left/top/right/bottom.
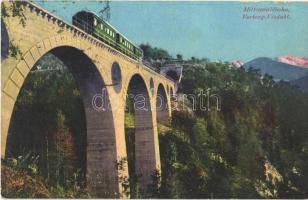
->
[[1, 1, 175, 197]]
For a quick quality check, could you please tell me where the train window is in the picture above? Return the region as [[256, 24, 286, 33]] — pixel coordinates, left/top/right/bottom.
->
[[100, 24, 103, 29], [107, 29, 109, 34], [94, 18, 97, 26]]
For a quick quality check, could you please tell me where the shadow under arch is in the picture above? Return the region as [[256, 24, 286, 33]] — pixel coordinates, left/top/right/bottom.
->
[[156, 83, 170, 124], [1, 20, 9, 60], [6, 46, 119, 197], [124, 73, 157, 195]]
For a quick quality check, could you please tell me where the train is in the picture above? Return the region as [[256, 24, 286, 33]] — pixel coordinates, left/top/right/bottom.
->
[[72, 10, 143, 60]]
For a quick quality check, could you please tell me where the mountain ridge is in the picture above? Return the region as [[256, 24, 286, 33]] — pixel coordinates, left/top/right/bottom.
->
[[243, 57, 308, 81], [290, 75, 308, 91]]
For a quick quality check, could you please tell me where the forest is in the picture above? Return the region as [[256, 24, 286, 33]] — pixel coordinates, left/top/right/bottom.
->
[[2, 44, 308, 198]]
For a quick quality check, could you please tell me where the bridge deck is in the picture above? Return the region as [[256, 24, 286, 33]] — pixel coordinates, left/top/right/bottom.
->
[[25, 1, 175, 83]]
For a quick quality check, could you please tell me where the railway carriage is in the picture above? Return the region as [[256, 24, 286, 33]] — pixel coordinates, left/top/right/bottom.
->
[[72, 11, 143, 60]]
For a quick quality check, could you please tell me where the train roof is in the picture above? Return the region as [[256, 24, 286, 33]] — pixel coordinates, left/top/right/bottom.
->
[[73, 10, 141, 49]]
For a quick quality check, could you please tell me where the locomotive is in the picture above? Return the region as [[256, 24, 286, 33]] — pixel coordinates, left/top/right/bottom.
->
[[72, 11, 143, 60]]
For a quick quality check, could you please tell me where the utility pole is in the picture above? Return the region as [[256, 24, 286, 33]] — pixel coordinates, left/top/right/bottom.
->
[[99, 0, 110, 22]]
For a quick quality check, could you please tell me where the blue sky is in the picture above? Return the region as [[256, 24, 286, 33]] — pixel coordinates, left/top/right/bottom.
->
[[34, 1, 308, 62]]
